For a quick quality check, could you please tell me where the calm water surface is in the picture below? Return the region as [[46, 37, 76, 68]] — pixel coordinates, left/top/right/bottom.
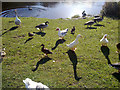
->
[[1, 1, 105, 19]]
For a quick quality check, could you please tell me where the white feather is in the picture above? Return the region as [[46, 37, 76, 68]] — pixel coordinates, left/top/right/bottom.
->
[[23, 78, 50, 90], [67, 34, 81, 48]]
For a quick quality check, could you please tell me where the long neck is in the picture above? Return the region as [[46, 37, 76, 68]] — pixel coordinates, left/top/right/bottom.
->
[[75, 36, 79, 41]]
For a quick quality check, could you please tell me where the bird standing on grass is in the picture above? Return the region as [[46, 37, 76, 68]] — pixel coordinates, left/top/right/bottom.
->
[[41, 44, 52, 56], [66, 34, 82, 51], [71, 26, 75, 35], [100, 34, 108, 46], [82, 10, 86, 18], [56, 27, 68, 39], [93, 15, 104, 24], [84, 20, 95, 28], [15, 9, 21, 26], [35, 21, 49, 32]]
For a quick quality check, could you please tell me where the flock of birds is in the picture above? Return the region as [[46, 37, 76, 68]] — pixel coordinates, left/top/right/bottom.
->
[[1, 9, 120, 89]]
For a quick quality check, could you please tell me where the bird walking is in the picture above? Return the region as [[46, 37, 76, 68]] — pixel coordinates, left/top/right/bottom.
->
[[15, 9, 21, 26], [56, 27, 68, 39], [66, 34, 82, 51], [84, 20, 95, 28], [93, 15, 104, 24], [23, 78, 50, 90], [71, 26, 75, 35], [41, 44, 52, 56], [100, 34, 108, 46], [35, 21, 49, 32]]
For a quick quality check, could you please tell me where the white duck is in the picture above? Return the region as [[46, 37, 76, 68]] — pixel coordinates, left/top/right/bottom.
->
[[100, 34, 108, 46], [56, 27, 68, 39], [23, 78, 50, 90], [15, 9, 21, 26], [66, 34, 82, 51]]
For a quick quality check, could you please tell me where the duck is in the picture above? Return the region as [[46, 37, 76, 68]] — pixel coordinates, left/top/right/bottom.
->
[[56, 27, 68, 39], [100, 34, 108, 46], [84, 20, 95, 28], [35, 21, 49, 32], [28, 32, 35, 38], [15, 9, 21, 26], [71, 26, 75, 35], [23, 78, 50, 90], [66, 34, 82, 51], [93, 15, 104, 24], [41, 44, 52, 56]]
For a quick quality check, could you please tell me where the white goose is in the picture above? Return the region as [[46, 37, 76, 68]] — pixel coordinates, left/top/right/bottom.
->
[[15, 9, 21, 26], [56, 27, 68, 39], [100, 34, 108, 46], [23, 78, 50, 90], [66, 34, 82, 51]]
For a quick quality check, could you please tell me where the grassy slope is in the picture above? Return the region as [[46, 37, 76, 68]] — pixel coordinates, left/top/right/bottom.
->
[[1, 17, 120, 88]]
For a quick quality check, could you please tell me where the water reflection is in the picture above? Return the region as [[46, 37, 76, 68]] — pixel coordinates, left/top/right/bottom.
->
[[1, 1, 105, 19]]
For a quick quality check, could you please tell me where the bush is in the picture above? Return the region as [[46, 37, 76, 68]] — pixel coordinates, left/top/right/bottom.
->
[[101, 2, 120, 19]]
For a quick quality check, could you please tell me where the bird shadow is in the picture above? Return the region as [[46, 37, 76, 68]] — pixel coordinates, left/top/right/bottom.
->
[[66, 50, 82, 81], [24, 37, 33, 44], [85, 27, 97, 29], [32, 56, 52, 72], [94, 24, 105, 27], [112, 72, 120, 82], [100, 46, 111, 64], [52, 39, 66, 50], [1, 26, 18, 36], [33, 31, 46, 37]]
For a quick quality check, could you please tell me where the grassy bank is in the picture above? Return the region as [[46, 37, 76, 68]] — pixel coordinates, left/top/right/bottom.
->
[[1, 17, 120, 88]]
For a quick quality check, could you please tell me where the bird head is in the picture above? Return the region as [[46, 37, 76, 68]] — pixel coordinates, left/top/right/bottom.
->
[[45, 21, 49, 24], [77, 34, 82, 38], [104, 34, 107, 38], [56, 27, 60, 31]]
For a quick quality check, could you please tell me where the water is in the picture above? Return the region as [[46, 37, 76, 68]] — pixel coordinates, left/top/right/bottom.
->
[[1, 1, 105, 19]]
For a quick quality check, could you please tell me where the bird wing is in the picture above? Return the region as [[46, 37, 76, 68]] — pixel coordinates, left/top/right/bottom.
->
[[60, 28, 68, 36]]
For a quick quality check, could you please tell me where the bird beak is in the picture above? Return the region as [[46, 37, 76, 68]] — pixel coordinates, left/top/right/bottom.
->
[[80, 36, 82, 38], [56, 28, 59, 31]]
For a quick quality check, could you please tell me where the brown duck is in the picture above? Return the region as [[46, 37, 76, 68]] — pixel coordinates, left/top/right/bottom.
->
[[41, 44, 52, 56]]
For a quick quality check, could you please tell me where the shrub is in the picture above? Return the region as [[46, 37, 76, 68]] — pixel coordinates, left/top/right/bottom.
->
[[100, 2, 120, 19]]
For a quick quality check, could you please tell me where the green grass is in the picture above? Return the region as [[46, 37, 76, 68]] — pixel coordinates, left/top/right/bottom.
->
[[1, 17, 120, 88]]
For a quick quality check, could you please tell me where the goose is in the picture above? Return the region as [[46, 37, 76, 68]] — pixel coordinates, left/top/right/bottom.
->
[[100, 34, 108, 46], [94, 15, 100, 18], [15, 9, 21, 26], [41, 44, 52, 56], [56, 27, 68, 39], [23, 78, 50, 90], [66, 34, 82, 51], [35, 21, 49, 32], [71, 26, 75, 35], [84, 20, 95, 28], [82, 10, 86, 18], [93, 15, 104, 24]]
